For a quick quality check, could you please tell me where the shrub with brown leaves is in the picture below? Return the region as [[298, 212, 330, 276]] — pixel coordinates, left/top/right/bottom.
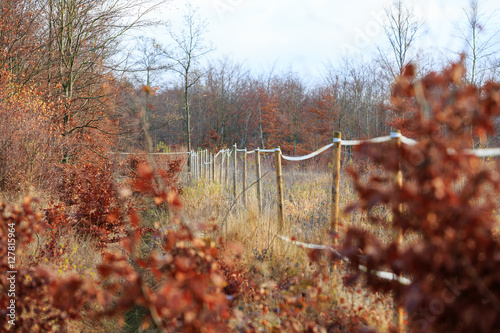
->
[[56, 162, 127, 250], [340, 61, 500, 332], [0, 199, 100, 332]]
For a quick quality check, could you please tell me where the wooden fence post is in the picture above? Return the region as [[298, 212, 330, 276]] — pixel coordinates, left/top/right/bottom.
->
[[275, 147, 284, 231], [331, 132, 342, 232], [199, 151, 202, 179], [206, 150, 210, 180], [205, 150, 208, 180], [391, 130, 404, 333], [233, 144, 237, 198], [198, 150, 203, 179], [204, 150, 207, 180], [225, 149, 229, 187], [219, 151, 224, 185], [206, 151, 209, 180], [202, 150, 206, 180], [194, 151, 197, 179], [206, 150, 209, 180], [193, 152, 197, 179], [189, 151, 193, 180], [200, 150, 203, 179], [211, 152, 215, 182], [255, 148, 262, 214], [243, 148, 247, 208], [331, 132, 342, 281], [205, 150, 212, 182], [198, 151, 200, 179]]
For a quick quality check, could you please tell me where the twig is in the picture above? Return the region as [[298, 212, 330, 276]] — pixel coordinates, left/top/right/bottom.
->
[[2, 192, 9, 204], [33, 231, 41, 258]]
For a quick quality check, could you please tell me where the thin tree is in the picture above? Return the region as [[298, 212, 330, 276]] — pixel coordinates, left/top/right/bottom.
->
[[44, 0, 163, 146], [163, 3, 213, 175], [130, 36, 166, 88], [458, 0, 500, 86], [378, 0, 423, 80]]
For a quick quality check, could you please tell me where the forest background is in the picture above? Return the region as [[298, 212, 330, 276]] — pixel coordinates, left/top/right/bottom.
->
[[2, 0, 500, 332]]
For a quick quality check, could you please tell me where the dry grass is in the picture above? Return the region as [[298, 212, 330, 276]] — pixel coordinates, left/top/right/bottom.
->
[[8, 154, 410, 332], [178, 160, 400, 331]]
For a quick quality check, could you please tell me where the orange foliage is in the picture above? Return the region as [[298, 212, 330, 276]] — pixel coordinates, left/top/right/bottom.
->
[[0, 71, 64, 192], [342, 60, 500, 332]]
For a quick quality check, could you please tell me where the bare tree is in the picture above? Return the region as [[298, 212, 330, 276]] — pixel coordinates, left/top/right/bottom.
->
[[162, 3, 213, 174], [378, 0, 423, 81], [0, 0, 46, 84], [458, 0, 500, 85], [323, 57, 387, 141], [277, 70, 307, 155], [131, 37, 166, 87], [44, 0, 163, 139], [200, 57, 248, 147]]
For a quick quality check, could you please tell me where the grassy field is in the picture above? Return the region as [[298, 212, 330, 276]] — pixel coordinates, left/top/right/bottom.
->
[[177, 156, 399, 332], [8, 152, 413, 332], [11, 150, 500, 332]]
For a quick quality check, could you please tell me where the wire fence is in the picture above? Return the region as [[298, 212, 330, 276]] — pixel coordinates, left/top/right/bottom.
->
[[113, 132, 500, 331], [184, 131, 500, 331], [114, 132, 500, 255]]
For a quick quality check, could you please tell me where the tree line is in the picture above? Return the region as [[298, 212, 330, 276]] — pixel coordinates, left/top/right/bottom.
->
[[135, 0, 500, 158], [0, 0, 499, 191]]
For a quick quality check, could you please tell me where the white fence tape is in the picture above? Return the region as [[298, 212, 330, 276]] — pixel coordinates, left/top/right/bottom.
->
[[114, 151, 189, 155], [279, 133, 500, 160], [401, 137, 418, 146], [399, 135, 500, 157], [468, 147, 500, 158], [236, 148, 258, 154], [114, 133, 500, 177], [448, 147, 500, 158], [277, 235, 340, 253], [358, 265, 412, 285], [281, 143, 335, 161], [279, 133, 397, 161], [259, 149, 277, 153], [337, 139, 363, 146], [203, 149, 224, 165], [277, 235, 411, 285], [342, 135, 393, 146]]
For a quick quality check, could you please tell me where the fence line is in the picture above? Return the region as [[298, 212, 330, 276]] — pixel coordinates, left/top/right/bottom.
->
[[111, 135, 500, 160], [112, 151, 190, 155], [111, 133, 500, 332], [178, 132, 500, 333]]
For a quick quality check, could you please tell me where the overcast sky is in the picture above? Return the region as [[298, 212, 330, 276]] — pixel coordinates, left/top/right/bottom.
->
[[151, 0, 499, 83]]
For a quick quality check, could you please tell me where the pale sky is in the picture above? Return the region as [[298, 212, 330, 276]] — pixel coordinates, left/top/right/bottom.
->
[[151, 0, 500, 83]]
